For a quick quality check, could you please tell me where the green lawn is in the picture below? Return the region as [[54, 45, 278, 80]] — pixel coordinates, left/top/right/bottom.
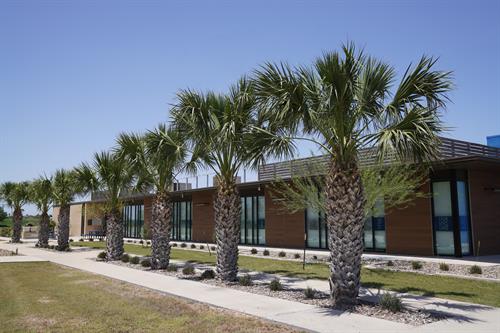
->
[[72, 241, 500, 307], [0, 262, 298, 333]]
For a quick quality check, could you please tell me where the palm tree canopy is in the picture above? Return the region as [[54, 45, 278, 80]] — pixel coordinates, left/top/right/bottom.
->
[[116, 124, 187, 193], [253, 43, 453, 167], [74, 151, 135, 211], [52, 169, 79, 206], [0, 181, 30, 210], [30, 176, 53, 213]]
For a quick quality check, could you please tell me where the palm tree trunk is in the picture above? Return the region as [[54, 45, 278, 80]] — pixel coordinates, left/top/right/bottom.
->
[[214, 178, 241, 282], [325, 158, 365, 307], [37, 211, 50, 248], [57, 204, 70, 251], [151, 191, 173, 270], [11, 207, 22, 243], [106, 209, 124, 260]]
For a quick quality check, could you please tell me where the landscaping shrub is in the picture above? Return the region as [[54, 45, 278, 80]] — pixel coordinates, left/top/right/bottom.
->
[[139, 240, 144, 245], [294, 253, 301, 259], [199, 245, 204, 250], [380, 293, 403, 313], [278, 251, 286, 257], [239, 274, 252, 286], [387, 260, 394, 266], [172, 243, 178, 247], [304, 287, 317, 299], [79, 238, 84, 242], [201, 269, 215, 279], [126, 239, 132, 243], [121, 254, 130, 263], [312, 255, 318, 260], [88, 238, 94, 242], [69, 239, 74, 242], [469, 265, 482, 274], [130, 256, 140, 264], [250, 248, 258, 254], [97, 251, 106, 260], [190, 244, 196, 249], [411, 261, 422, 270], [181, 243, 187, 248], [269, 278, 283, 291], [146, 241, 151, 246], [210, 246, 216, 251], [439, 263, 449, 271], [263, 249, 270, 256], [0, 227, 11, 237], [141, 258, 151, 268], [182, 264, 195, 275], [166, 265, 178, 272]]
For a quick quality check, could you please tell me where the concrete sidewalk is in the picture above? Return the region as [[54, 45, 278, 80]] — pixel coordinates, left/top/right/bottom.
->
[[1, 240, 499, 333]]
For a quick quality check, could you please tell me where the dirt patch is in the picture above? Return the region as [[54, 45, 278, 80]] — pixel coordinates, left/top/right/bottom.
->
[[37, 296, 53, 304], [22, 315, 57, 331]]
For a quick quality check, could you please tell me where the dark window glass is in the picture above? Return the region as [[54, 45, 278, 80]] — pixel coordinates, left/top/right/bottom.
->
[[172, 201, 192, 241], [240, 195, 265, 245], [122, 204, 144, 239]]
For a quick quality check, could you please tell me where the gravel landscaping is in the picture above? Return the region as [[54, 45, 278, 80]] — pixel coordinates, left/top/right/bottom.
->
[[105, 256, 446, 326], [363, 258, 500, 280]]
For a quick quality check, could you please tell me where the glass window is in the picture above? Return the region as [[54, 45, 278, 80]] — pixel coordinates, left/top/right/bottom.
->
[[457, 181, 471, 255], [172, 201, 192, 241], [240, 195, 265, 245], [432, 181, 455, 255], [363, 199, 386, 251], [306, 204, 327, 249], [122, 204, 144, 239]]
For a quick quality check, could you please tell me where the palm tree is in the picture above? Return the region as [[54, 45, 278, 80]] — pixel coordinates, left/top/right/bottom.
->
[[117, 125, 186, 269], [30, 176, 53, 248], [74, 151, 134, 260], [52, 169, 79, 251], [0, 181, 30, 243], [253, 43, 452, 306], [172, 78, 291, 281]]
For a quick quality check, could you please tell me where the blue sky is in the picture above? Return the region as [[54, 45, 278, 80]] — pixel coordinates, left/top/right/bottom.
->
[[1, 0, 499, 213]]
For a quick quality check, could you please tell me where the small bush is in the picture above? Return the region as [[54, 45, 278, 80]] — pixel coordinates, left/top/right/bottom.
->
[[190, 244, 196, 249], [130, 256, 140, 264], [439, 262, 449, 271], [69, 239, 74, 242], [146, 241, 151, 246], [294, 253, 301, 259], [250, 248, 258, 254], [199, 245, 204, 250], [469, 265, 482, 274], [141, 258, 151, 267], [166, 265, 178, 272], [380, 293, 403, 313], [172, 243, 178, 247], [278, 251, 286, 257], [181, 243, 187, 248], [312, 255, 318, 260], [411, 261, 422, 270], [133, 240, 137, 244], [387, 260, 394, 267], [263, 249, 270, 256], [49, 245, 55, 250], [126, 239, 132, 243], [269, 278, 283, 291], [97, 251, 106, 260], [239, 274, 252, 286], [139, 240, 144, 245], [121, 254, 130, 263], [201, 269, 215, 279], [210, 246, 216, 251], [79, 238, 84, 242], [182, 264, 195, 275], [88, 238, 94, 242], [304, 287, 316, 299]]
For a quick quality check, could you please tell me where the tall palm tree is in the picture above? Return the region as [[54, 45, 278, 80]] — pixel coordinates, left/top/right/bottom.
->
[[117, 125, 187, 269], [253, 44, 452, 306], [75, 151, 134, 260], [30, 176, 53, 248], [172, 78, 291, 281], [52, 169, 79, 251], [0, 181, 30, 243]]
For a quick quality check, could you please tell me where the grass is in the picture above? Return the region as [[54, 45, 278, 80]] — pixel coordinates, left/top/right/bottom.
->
[[0, 262, 297, 333], [72, 241, 500, 307]]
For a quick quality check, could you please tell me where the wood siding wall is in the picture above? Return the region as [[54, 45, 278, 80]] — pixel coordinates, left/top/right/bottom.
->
[[469, 169, 500, 255], [385, 181, 434, 256]]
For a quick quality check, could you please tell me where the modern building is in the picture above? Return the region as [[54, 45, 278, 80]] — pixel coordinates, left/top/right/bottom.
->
[[53, 137, 500, 257]]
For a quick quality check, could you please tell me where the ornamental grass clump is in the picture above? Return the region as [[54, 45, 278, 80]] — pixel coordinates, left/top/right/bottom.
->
[[387, 260, 394, 267], [239, 274, 253, 286], [121, 254, 130, 263], [411, 261, 423, 270], [269, 278, 283, 291], [294, 253, 301, 259], [304, 287, 317, 299], [469, 265, 482, 274], [439, 262, 449, 271], [141, 258, 151, 268], [201, 269, 215, 279], [278, 251, 286, 258], [380, 293, 403, 313], [97, 251, 106, 260], [182, 264, 195, 275], [250, 248, 258, 254], [263, 249, 270, 256], [130, 256, 140, 264], [190, 244, 196, 249], [181, 243, 187, 248]]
